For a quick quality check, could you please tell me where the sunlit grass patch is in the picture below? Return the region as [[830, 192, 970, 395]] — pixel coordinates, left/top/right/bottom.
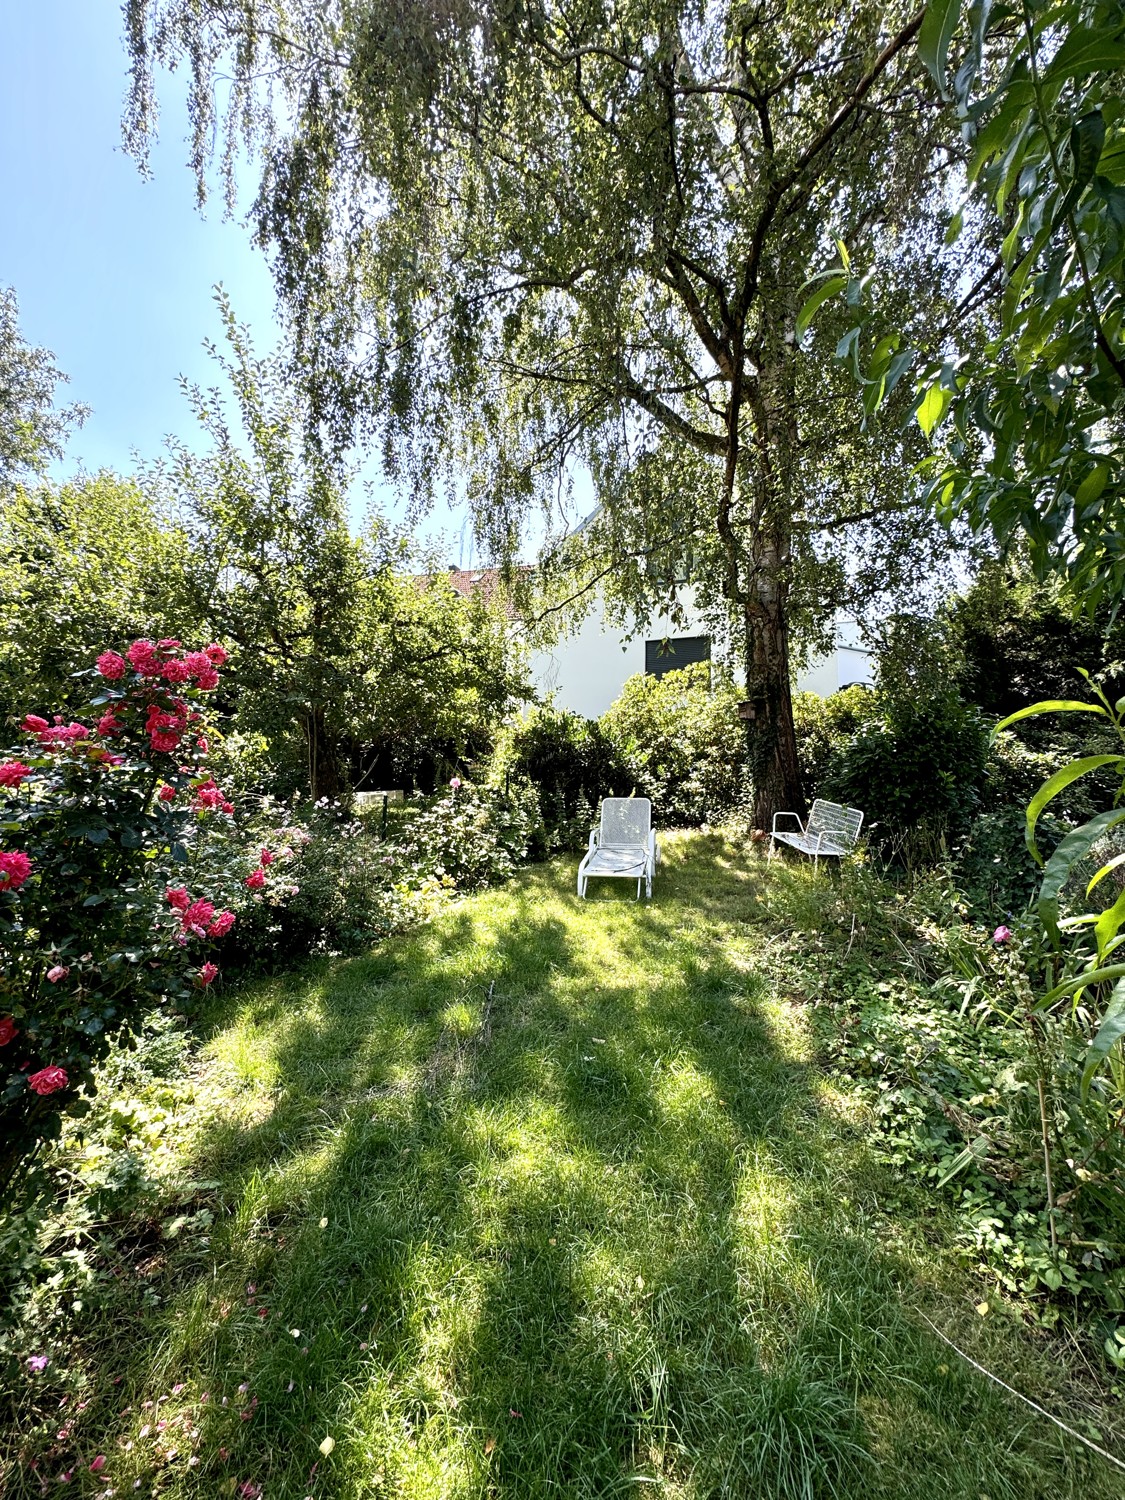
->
[[4, 832, 1125, 1498]]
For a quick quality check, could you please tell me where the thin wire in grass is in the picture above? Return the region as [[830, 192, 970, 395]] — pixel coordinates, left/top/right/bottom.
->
[[918, 1313, 1125, 1476]]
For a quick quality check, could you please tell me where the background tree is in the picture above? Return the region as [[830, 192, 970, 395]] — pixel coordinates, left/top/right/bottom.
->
[[0, 287, 87, 490], [122, 0, 975, 822], [0, 473, 201, 724], [160, 299, 526, 799]]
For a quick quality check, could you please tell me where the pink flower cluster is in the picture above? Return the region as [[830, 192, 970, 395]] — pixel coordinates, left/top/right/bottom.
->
[[245, 848, 276, 891], [0, 760, 31, 788], [194, 777, 235, 815], [166, 888, 236, 941], [101, 639, 226, 692], [0, 850, 32, 891], [22, 715, 90, 750]]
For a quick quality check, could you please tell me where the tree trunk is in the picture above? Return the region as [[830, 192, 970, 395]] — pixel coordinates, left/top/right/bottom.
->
[[744, 592, 805, 828], [305, 706, 345, 802]]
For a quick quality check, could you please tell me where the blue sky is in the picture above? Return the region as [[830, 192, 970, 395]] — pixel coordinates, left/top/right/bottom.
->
[[0, 2, 488, 552], [1, 3, 281, 474]]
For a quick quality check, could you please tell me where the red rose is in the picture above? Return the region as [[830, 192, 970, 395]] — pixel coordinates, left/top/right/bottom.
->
[[96, 651, 127, 680], [245, 869, 266, 890], [0, 851, 32, 890], [0, 761, 31, 788], [0, 1016, 18, 1046], [28, 1066, 68, 1096]]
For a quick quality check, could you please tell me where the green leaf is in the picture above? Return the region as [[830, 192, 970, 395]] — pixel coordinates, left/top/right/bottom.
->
[[1043, 31, 1125, 87], [119, 827, 143, 849], [1037, 808, 1125, 943], [919, 0, 964, 93], [991, 700, 1109, 741], [796, 275, 847, 339], [1095, 886, 1125, 963], [1025, 755, 1125, 863], [1088, 850, 1125, 896], [1075, 462, 1110, 513], [1082, 980, 1125, 1097], [1038, 962, 1125, 1010], [1070, 110, 1106, 188], [916, 382, 952, 437]]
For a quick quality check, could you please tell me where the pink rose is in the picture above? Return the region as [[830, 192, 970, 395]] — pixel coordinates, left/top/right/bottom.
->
[[205, 643, 228, 666], [0, 1016, 18, 1046], [165, 887, 191, 911], [46, 965, 70, 984], [449, 777, 462, 790], [162, 659, 192, 685], [245, 869, 266, 890], [181, 899, 215, 938], [28, 1066, 69, 1096], [0, 760, 31, 788], [96, 651, 127, 680], [0, 850, 32, 890], [158, 638, 182, 651], [97, 711, 121, 737], [198, 962, 219, 987], [993, 925, 1012, 944], [260, 849, 274, 867], [21, 714, 49, 734], [158, 784, 177, 803], [207, 910, 236, 938], [127, 640, 162, 677]]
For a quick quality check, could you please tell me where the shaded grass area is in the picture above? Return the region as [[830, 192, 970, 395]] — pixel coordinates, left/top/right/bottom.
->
[[6, 834, 1125, 1497]]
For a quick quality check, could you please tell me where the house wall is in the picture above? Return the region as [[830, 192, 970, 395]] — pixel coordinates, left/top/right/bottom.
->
[[527, 589, 873, 718]]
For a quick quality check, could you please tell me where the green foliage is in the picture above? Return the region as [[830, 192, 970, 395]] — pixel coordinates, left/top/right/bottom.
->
[[791, 686, 877, 800], [0, 288, 87, 490], [822, 0, 1125, 608], [599, 664, 747, 825], [949, 556, 1125, 724], [824, 696, 989, 860], [490, 705, 630, 851], [0, 474, 200, 722], [159, 299, 526, 801]]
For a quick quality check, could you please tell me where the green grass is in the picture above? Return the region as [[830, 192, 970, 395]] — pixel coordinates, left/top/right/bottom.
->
[[7, 833, 1125, 1497]]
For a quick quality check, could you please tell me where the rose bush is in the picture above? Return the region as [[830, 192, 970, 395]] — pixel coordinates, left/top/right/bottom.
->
[[0, 640, 272, 1191]]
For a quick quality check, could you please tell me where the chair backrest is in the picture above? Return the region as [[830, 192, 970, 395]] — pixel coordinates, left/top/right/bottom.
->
[[807, 799, 863, 847], [600, 797, 652, 846]]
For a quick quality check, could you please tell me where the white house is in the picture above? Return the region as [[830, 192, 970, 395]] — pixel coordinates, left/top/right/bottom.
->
[[443, 568, 873, 719], [523, 586, 873, 719]]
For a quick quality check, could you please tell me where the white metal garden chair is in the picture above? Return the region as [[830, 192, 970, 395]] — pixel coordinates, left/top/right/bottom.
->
[[769, 798, 864, 870], [577, 797, 658, 900]]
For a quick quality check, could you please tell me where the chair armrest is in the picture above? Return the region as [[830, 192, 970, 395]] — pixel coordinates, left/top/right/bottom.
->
[[772, 811, 804, 834], [588, 829, 599, 851]]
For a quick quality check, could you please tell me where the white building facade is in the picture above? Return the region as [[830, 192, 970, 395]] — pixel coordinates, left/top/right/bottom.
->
[[527, 589, 873, 719]]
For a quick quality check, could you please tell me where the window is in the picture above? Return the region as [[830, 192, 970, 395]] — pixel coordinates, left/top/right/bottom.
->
[[644, 635, 711, 680]]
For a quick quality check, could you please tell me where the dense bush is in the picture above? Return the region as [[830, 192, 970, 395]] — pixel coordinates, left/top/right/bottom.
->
[[221, 780, 544, 962], [791, 685, 876, 801], [599, 663, 746, 825], [490, 706, 629, 850], [0, 641, 275, 1190], [823, 695, 989, 862]]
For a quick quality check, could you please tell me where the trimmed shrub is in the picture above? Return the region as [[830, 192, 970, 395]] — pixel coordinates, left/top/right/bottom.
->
[[599, 663, 746, 825], [791, 685, 877, 801], [490, 706, 629, 850]]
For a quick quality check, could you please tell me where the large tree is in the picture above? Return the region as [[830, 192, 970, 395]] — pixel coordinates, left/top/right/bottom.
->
[[124, 0, 968, 820]]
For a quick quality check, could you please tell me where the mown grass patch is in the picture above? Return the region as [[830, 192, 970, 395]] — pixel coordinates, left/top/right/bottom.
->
[[3, 833, 1123, 1497]]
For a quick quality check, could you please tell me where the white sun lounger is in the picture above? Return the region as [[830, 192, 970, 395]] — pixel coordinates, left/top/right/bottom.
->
[[577, 797, 658, 900]]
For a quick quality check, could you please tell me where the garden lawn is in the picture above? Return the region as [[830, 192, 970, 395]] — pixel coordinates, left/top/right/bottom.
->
[[8, 833, 1125, 1498]]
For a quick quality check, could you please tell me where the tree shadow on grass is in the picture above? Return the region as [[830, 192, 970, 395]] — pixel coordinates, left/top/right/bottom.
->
[[25, 838, 1123, 1500]]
